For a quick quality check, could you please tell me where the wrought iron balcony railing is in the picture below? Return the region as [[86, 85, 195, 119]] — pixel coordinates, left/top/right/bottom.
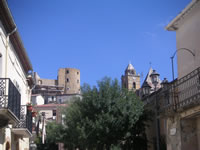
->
[[161, 67, 200, 112], [0, 78, 21, 119], [14, 105, 32, 134]]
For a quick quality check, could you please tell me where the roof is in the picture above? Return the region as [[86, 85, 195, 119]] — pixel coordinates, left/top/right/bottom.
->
[[142, 68, 153, 87], [141, 68, 162, 89], [34, 104, 67, 108], [126, 63, 135, 71], [166, 0, 200, 31], [0, 0, 33, 72]]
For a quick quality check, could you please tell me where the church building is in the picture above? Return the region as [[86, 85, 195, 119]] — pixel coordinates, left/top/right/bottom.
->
[[121, 63, 140, 91]]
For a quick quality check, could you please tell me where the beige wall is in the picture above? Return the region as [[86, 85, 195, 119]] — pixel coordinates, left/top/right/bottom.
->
[[126, 75, 140, 90], [32, 95, 45, 105], [39, 78, 57, 86], [176, 1, 200, 78]]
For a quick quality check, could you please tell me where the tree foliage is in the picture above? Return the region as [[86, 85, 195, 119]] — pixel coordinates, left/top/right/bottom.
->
[[35, 121, 63, 150], [60, 77, 149, 150]]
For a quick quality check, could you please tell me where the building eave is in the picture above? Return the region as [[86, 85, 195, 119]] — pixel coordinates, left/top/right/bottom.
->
[[0, 0, 33, 73], [165, 0, 200, 31]]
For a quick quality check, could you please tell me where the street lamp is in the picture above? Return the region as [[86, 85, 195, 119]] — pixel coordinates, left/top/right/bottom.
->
[[150, 70, 160, 90], [150, 70, 160, 150], [170, 48, 195, 111], [171, 48, 195, 81], [142, 81, 151, 96]]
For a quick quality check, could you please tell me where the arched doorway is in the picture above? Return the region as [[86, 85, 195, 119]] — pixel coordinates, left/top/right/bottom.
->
[[6, 141, 10, 150]]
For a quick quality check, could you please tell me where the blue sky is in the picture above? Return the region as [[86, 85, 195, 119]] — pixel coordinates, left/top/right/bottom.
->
[[8, 0, 191, 86]]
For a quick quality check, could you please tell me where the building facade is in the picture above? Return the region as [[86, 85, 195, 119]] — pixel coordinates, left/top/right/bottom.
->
[[0, 0, 33, 149], [32, 68, 81, 105], [164, 0, 200, 150], [142, 1, 200, 150], [166, 0, 200, 79], [31, 68, 81, 150]]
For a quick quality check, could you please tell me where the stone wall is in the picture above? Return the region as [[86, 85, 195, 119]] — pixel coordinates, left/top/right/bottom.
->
[[58, 68, 80, 94]]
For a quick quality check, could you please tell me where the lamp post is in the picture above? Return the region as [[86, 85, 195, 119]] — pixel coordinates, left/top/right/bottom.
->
[[171, 48, 195, 81], [142, 81, 151, 96], [171, 48, 195, 111], [150, 70, 160, 150]]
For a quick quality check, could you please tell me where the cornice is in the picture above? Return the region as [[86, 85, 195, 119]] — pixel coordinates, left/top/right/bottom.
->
[[166, 0, 200, 31], [0, 0, 33, 73]]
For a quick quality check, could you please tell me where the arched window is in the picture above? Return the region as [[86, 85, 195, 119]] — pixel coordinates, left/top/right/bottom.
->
[[6, 142, 10, 150], [133, 82, 136, 89]]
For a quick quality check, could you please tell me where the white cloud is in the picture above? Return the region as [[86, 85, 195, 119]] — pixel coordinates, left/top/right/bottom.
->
[[143, 32, 157, 38]]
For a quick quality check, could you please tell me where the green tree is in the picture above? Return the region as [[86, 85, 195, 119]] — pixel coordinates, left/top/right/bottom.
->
[[61, 77, 149, 150], [35, 121, 63, 150]]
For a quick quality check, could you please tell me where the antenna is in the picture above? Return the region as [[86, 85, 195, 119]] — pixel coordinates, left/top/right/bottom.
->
[[141, 72, 143, 83], [149, 62, 152, 68]]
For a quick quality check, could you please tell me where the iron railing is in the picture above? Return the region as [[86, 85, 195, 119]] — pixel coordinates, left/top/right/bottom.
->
[[161, 67, 200, 112], [0, 78, 21, 119], [15, 105, 32, 134]]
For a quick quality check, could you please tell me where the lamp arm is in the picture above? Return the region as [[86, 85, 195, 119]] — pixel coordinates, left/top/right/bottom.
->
[[171, 48, 195, 59]]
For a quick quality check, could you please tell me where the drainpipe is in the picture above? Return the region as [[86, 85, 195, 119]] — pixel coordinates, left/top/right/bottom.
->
[[5, 27, 17, 78]]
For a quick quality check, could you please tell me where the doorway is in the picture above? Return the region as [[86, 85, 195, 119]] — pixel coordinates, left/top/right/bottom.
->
[[6, 141, 10, 150]]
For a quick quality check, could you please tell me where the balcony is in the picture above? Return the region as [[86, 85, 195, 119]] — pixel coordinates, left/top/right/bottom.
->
[[0, 78, 21, 128], [161, 67, 200, 113], [12, 105, 32, 137]]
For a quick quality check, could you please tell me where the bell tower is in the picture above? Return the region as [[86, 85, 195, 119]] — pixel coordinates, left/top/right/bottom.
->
[[121, 63, 140, 91]]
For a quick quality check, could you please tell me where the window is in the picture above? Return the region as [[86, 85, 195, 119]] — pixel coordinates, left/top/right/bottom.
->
[[66, 70, 69, 74], [41, 112, 45, 116], [133, 82, 136, 89], [66, 78, 69, 82], [77, 72, 79, 75], [52, 96, 56, 101], [0, 90, 4, 96], [53, 110, 56, 116], [77, 79, 79, 83]]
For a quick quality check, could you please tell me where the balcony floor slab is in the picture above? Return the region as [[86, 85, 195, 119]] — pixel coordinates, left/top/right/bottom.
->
[[12, 128, 32, 138], [0, 109, 20, 127]]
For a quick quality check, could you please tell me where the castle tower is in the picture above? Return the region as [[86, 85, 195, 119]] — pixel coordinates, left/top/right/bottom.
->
[[121, 63, 140, 91], [58, 68, 80, 94]]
